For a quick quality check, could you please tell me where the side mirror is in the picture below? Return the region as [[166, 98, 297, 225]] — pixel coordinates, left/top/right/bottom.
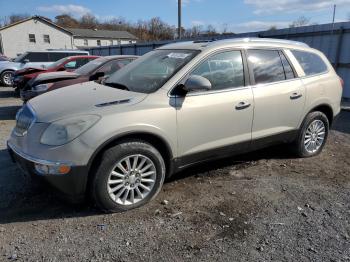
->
[[90, 72, 105, 81], [22, 59, 30, 64], [183, 75, 211, 92]]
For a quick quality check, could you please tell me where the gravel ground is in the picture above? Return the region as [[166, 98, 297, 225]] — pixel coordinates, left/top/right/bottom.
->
[[0, 87, 349, 262]]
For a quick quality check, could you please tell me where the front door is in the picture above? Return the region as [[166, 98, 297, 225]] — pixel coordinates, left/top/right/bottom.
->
[[175, 50, 254, 165]]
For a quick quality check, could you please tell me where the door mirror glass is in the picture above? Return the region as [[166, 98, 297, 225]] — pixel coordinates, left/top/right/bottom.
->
[[183, 75, 212, 92]]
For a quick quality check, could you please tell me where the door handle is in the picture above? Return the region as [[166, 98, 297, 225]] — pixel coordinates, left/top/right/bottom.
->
[[290, 92, 302, 100], [235, 101, 251, 110]]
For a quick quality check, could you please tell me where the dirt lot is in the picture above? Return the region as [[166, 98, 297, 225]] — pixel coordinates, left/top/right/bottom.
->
[[0, 86, 349, 262]]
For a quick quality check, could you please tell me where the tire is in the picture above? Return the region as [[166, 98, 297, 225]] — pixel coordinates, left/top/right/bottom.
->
[[294, 111, 329, 158], [91, 140, 166, 213], [1, 70, 14, 87]]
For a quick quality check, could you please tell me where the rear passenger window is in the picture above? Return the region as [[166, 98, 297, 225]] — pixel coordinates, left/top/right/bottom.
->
[[279, 51, 295, 79], [247, 50, 285, 84], [190, 50, 244, 91], [291, 50, 328, 76], [25, 52, 49, 62]]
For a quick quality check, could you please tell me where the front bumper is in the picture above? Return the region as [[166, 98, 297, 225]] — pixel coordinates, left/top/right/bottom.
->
[[7, 141, 89, 202]]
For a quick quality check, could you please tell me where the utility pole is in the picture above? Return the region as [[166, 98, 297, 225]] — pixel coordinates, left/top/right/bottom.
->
[[178, 0, 182, 39], [332, 4, 336, 34]]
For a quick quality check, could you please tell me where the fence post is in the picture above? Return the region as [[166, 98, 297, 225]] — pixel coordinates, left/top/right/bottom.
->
[[120, 45, 123, 55], [334, 26, 344, 72], [134, 44, 137, 55]]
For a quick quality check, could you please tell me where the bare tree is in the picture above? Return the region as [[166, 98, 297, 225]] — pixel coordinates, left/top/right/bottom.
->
[[268, 25, 277, 31], [289, 16, 310, 28], [80, 14, 98, 29], [55, 14, 79, 28]]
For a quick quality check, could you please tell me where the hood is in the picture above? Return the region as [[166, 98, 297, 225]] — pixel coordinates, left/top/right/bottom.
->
[[32, 71, 80, 85], [29, 81, 147, 122], [0, 61, 20, 71]]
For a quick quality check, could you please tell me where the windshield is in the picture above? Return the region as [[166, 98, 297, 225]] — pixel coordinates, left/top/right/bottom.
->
[[75, 57, 106, 75], [105, 49, 199, 94], [46, 57, 69, 69]]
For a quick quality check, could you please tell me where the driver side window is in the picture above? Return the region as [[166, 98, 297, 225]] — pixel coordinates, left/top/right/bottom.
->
[[190, 50, 244, 91]]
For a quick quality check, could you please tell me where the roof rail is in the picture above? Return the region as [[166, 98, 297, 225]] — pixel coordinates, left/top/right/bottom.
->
[[215, 37, 309, 47]]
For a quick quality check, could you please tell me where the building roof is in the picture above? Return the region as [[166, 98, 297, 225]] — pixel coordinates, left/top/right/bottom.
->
[[68, 28, 138, 40], [0, 16, 73, 35]]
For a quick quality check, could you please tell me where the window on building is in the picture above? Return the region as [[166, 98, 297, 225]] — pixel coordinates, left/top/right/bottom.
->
[[84, 39, 88, 46], [190, 50, 245, 91], [97, 40, 101, 46], [29, 34, 36, 43], [117, 40, 121, 45], [291, 50, 328, 76], [43, 35, 50, 44], [129, 40, 132, 44], [247, 49, 286, 84]]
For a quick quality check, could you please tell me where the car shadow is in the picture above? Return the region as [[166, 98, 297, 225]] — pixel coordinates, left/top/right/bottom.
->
[[332, 111, 350, 134], [0, 106, 21, 120], [0, 90, 17, 98], [0, 144, 293, 224]]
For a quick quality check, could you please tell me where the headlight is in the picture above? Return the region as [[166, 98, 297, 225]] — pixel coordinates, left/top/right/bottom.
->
[[40, 115, 100, 146], [33, 83, 53, 92]]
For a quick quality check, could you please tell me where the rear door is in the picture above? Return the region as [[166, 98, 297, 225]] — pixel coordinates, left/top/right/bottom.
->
[[175, 50, 254, 163], [247, 49, 306, 141]]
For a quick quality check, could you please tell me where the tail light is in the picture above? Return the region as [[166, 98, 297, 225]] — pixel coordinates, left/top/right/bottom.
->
[[340, 77, 344, 88]]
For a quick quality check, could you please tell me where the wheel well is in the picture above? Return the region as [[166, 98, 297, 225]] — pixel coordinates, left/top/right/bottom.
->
[[311, 104, 334, 126], [87, 133, 173, 186]]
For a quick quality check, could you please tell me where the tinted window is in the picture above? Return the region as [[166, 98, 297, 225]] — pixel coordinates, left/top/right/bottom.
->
[[25, 53, 49, 62], [97, 59, 134, 76], [279, 51, 295, 79], [75, 58, 107, 75], [48, 53, 68, 61], [248, 50, 285, 84], [291, 50, 328, 76], [191, 51, 244, 91]]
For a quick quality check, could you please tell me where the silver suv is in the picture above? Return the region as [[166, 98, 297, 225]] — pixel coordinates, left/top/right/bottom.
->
[[7, 38, 343, 212]]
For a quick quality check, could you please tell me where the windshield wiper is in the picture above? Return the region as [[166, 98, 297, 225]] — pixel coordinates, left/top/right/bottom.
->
[[104, 82, 130, 91]]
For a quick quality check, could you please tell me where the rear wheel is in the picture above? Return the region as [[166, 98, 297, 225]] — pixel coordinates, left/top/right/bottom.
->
[[1, 71, 14, 87], [294, 111, 329, 157], [91, 140, 166, 212]]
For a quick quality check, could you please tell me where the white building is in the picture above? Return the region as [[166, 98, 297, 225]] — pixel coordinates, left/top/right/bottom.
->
[[69, 28, 137, 48], [0, 16, 138, 58], [0, 16, 73, 58]]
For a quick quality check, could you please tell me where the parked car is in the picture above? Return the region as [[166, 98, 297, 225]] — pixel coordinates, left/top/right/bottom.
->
[[13, 55, 99, 91], [7, 38, 342, 212], [0, 50, 89, 86], [20, 55, 138, 101]]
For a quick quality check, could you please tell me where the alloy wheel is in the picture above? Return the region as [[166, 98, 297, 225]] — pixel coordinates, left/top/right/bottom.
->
[[107, 154, 157, 205]]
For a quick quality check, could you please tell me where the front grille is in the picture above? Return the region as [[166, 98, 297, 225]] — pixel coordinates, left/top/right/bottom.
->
[[14, 105, 35, 136]]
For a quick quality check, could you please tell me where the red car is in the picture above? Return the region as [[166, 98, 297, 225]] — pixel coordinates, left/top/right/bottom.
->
[[13, 55, 99, 91]]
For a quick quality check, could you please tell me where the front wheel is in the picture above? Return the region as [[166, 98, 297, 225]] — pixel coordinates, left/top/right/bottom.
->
[[294, 111, 329, 158], [91, 140, 166, 212], [1, 71, 14, 87]]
